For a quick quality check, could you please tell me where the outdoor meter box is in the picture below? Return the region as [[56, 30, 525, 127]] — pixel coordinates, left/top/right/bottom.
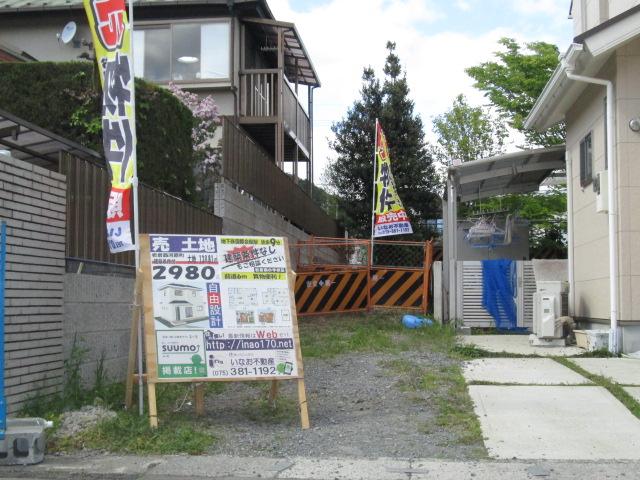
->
[[596, 170, 608, 213]]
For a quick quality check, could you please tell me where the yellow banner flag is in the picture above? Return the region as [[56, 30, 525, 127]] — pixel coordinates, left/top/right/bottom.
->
[[84, 0, 137, 252], [373, 120, 413, 237]]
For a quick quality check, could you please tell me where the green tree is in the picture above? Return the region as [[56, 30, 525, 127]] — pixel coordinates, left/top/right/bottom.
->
[[327, 42, 440, 238], [466, 37, 563, 146], [431, 94, 507, 164]]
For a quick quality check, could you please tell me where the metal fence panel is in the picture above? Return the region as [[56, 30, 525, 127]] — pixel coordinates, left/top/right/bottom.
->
[[291, 238, 433, 316], [60, 153, 222, 266]]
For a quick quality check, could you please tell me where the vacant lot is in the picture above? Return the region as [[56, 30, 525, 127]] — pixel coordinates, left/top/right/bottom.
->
[[37, 312, 486, 459]]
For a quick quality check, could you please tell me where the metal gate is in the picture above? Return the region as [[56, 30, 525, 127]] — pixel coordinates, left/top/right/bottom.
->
[[292, 238, 433, 316], [456, 260, 536, 328]]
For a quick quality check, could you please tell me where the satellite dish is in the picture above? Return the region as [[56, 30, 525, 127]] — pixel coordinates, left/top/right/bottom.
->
[[59, 21, 77, 44]]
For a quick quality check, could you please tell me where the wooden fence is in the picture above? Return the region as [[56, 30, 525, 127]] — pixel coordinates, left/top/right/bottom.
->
[[221, 117, 342, 238], [59, 153, 222, 266]]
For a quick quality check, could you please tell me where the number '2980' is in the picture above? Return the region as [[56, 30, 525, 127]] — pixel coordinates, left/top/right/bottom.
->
[[152, 265, 216, 280]]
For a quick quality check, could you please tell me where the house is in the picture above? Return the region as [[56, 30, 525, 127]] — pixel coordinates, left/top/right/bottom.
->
[[524, 0, 640, 353], [155, 283, 208, 325], [0, 0, 339, 239]]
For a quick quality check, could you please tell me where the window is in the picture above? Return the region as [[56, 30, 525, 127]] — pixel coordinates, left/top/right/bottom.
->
[[133, 21, 230, 82], [580, 132, 593, 188], [175, 289, 183, 296]]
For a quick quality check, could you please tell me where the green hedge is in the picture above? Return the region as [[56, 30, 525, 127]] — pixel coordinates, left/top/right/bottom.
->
[[0, 61, 195, 200]]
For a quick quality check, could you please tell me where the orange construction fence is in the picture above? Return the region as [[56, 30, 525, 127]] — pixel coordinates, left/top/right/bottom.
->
[[291, 237, 433, 316]]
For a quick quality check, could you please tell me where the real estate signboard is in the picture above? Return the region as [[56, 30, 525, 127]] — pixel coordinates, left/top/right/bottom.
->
[[138, 234, 308, 428]]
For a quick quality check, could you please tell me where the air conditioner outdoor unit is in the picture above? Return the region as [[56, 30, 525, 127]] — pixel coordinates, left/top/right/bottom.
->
[[530, 281, 569, 346]]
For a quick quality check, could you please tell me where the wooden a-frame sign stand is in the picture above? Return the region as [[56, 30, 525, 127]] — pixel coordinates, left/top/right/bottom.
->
[[125, 234, 310, 429]]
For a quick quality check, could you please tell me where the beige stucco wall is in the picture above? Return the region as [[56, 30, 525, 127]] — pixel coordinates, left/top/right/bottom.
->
[[573, 1, 640, 37], [0, 12, 239, 117], [615, 37, 640, 323], [0, 13, 93, 62], [566, 38, 640, 326], [566, 70, 611, 321]]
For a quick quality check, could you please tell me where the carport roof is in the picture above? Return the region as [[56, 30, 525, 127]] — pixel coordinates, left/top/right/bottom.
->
[[448, 145, 566, 202], [0, 108, 102, 167]]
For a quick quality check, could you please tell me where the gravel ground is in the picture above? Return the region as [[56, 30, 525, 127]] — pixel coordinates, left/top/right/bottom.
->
[[202, 350, 484, 460], [56, 405, 117, 438]]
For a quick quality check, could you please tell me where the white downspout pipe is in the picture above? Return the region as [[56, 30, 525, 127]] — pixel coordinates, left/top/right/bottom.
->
[[566, 151, 575, 318], [564, 61, 619, 353]]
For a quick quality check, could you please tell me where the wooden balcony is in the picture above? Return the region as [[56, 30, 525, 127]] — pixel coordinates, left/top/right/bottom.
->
[[221, 117, 341, 238], [239, 69, 311, 163]]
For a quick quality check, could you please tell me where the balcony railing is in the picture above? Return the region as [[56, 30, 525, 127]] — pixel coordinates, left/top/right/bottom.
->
[[221, 117, 341, 238], [239, 69, 279, 118], [239, 69, 311, 155], [282, 80, 310, 155]]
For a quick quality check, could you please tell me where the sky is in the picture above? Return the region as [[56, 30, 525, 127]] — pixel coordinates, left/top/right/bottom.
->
[[268, 0, 575, 188]]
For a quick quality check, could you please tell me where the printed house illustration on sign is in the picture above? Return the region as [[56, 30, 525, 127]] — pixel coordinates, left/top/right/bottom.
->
[[156, 283, 208, 326]]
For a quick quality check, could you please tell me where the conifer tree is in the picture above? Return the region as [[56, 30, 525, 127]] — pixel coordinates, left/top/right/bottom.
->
[[327, 42, 440, 238]]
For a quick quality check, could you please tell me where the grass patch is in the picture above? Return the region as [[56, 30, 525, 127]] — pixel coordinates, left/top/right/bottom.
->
[[450, 343, 540, 360], [56, 411, 214, 454], [555, 358, 640, 419], [380, 358, 484, 448], [242, 396, 298, 424], [299, 312, 455, 358], [45, 382, 220, 455]]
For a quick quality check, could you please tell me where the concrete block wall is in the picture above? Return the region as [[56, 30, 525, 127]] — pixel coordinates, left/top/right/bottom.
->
[[63, 272, 135, 387], [0, 153, 66, 413], [214, 180, 312, 241], [214, 180, 343, 267]]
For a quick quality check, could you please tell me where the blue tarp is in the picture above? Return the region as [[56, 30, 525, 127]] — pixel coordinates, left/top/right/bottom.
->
[[482, 259, 520, 331]]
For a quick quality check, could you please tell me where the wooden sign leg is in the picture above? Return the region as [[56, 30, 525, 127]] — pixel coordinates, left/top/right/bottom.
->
[[297, 378, 310, 430], [268, 380, 279, 408], [124, 309, 139, 410], [148, 382, 158, 428], [194, 383, 205, 417]]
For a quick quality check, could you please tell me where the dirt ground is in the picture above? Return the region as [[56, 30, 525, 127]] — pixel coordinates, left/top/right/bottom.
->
[[200, 349, 485, 460]]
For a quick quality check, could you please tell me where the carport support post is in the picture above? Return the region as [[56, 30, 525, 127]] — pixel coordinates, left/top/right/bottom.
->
[[446, 175, 458, 324]]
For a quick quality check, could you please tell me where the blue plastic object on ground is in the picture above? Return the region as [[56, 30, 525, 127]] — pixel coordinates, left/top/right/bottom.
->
[[402, 314, 434, 329], [481, 259, 520, 331]]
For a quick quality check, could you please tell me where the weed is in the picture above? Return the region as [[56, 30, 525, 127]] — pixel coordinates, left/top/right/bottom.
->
[[241, 390, 297, 424], [555, 358, 640, 419], [299, 312, 457, 359], [379, 354, 485, 449], [93, 350, 108, 400], [60, 411, 214, 454], [450, 343, 542, 360], [63, 334, 89, 409]]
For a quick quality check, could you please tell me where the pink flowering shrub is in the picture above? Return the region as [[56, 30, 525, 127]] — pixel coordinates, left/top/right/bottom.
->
[[169, 83, 221, 201]]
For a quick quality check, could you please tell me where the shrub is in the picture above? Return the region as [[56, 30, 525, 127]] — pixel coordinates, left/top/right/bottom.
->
[[0, 61, 196, 200]]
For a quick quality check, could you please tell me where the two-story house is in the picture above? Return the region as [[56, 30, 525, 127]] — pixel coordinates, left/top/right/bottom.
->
[[0, 0, 337, 239], [155, 283, 208, 326], [525, 0, 640, 353]]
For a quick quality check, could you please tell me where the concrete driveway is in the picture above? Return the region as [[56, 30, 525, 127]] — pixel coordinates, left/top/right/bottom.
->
[[463, 353, 640, 460]]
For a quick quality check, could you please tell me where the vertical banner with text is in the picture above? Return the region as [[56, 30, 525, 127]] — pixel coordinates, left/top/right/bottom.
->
[[373, 120, 413, 237], [84, 0, 137, 252]]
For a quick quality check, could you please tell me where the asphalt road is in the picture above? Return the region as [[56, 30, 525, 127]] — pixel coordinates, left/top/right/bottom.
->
[[0, 455, 639, 480]]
